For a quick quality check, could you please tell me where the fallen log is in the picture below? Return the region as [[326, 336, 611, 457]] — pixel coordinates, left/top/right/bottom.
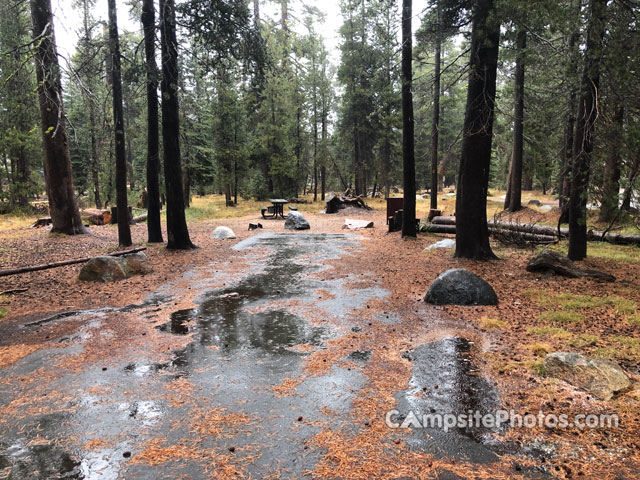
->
[[0, 287, 29, 296], [133, 214, 147, 223], [430, 216, 640, 245], [422, 223, 556, 244], [0, 247, 147, 278], [432, 215, 568, 237], [82, 208, 111, 225]]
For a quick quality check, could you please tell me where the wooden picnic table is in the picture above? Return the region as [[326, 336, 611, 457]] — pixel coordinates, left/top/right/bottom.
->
[[262, 199, 289, 219]]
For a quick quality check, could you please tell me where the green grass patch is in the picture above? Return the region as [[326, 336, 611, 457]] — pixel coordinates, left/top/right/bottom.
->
[[610, 298, 637, 315], [526, 290, 637, 320], [526, 360, 547, 376], [0, 307, 7, 320], [543, 241, 640, 264], [567, 334, 600, 348], [597, 336, 640, 361], [539, 311, 584, 324], [627, 314, 640, 325]]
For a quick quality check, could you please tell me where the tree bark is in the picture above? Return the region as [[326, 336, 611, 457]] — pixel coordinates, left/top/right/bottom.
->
[[142, 0, 163, 243], [107, 0, 132, 247], [401, 0, 416, 238], [598, 105, 623, 223], [559, 1, 581, 223], [505, 28, 526, 213], [454, 0, 499, 260], [321, 93, 327, 201], [29, 0, 88, 235], [160, 0, 194, 249], [88, 101, 102, 209], [568, 0, 607, 261], [430, 1, 441, 211]]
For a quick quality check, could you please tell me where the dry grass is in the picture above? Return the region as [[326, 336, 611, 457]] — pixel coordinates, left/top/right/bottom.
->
[[479, 316, 506, 330], [0, 214, 37, 232]]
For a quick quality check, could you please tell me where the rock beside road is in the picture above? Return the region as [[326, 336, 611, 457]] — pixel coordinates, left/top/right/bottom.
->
[[425, 269, 498, 305], [79, 252, 153, 282], [285, 211, 310, 230], [121, 252, 153, 276], [78, 256, 128, 282], [211, 226, 237, 239], [544, 352, 632, 401]]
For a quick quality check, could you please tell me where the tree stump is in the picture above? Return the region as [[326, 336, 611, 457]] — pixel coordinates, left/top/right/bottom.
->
[[526, 249, 615, 282]]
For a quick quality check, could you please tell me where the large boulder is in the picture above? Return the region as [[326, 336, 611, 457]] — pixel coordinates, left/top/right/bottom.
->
[[544, 352, 632, 400], [120, 252, 153, 275], [425, 269, 498, 306], [285, 211, 310, 230], [78, 256, 127, 283], [211, 226, 237, 239], [79, 253, 153, 282]]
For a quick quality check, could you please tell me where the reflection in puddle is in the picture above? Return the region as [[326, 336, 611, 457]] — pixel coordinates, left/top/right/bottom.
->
[[0, 442, 81, 479], [395, 337, 500, 463]]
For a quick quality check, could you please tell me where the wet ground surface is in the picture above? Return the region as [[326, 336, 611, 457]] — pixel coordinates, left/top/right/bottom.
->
[[0, 233, 531, 479], [394, 337, 500, 464]]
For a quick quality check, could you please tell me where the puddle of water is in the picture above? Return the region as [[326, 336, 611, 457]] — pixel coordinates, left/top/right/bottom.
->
[[394, 336, 500, 463], [0, 442, 81, 479], [0, 233, 385, 479], [348, 350, 371, 363]]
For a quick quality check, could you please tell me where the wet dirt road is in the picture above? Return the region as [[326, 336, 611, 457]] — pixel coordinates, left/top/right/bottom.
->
[[0, 233, 534, 479]]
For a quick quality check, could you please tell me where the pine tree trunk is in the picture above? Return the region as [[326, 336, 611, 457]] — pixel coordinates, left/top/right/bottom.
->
[[568, 0, 607, 261], [454, 0, 499, 260], [504, 153, 513, 208], [559, 3, 580, 223], [183, 157, 191, 208], [108, 0, 132, 247], [598, 105, 623, 223], [160, 0, 194, 249], [29, 0, 87, 235], [127, 136, 135, 191], [430, 1, 441, 211], [142, 0, 163, 243], [505, 28, 526, 213], [14, 146, 29, 207], [89, 102, 102, 209], [401, 0, 416, 238]]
